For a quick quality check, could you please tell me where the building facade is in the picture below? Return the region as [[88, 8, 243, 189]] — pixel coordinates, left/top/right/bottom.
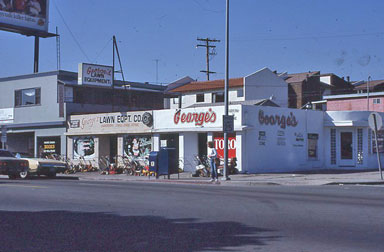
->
[[0, 69, 166, 157]]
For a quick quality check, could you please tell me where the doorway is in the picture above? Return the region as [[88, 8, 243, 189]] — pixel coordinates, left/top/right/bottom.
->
[[339, 131, 354, 166], [110, 135, 117, 161], [198, 133, 207, 157]]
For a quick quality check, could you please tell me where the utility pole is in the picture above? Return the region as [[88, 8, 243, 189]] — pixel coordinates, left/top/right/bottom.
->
[[196, 37, 220, 80]]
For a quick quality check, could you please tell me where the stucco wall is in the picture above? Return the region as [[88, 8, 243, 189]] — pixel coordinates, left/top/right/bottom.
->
[[243, 106, 324, 173], [327, 98, 384, 112]]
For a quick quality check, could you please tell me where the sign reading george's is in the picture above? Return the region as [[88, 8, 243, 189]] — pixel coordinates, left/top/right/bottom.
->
[[78, 63, 113, 87], [0, 0, 49, 33], [155, 105, 242, 130]]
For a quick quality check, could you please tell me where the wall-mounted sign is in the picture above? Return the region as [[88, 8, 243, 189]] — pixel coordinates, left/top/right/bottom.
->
[[0, 108, 13, 123], [155, 105, 242, 130], [258, 110, 298, 129], [78, 63, 113, 86], [68, 111, 153, 135], [214, 136, 236, 159]]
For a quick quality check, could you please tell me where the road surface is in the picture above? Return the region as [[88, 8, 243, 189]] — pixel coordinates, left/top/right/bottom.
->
[[0, 177, 383, 251]]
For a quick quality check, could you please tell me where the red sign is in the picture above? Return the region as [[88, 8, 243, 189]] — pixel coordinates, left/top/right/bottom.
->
[[214, 137, 236, 158], [258, 109, 298, 129], [174, 108, 216, 126]]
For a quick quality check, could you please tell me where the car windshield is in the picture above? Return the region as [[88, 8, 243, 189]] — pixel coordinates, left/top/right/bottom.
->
[[0, 150, 15, 157]]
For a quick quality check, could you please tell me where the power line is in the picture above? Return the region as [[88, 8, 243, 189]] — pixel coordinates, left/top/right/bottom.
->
[[196, 37, 220, 81], [53, 1, 91, 62]]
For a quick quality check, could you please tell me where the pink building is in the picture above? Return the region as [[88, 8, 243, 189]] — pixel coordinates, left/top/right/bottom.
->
[[325, 92, 384, 112]]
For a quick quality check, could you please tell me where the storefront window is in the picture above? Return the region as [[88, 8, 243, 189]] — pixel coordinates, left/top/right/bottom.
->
[[37, 137, 60, 158], [330, 129, 336, 164], [357, 129, 363, 164], [307, 133, 318, 159], [73, 136, 95, 160], [372, 130, 384, 153], [123, 135, 152, 159]]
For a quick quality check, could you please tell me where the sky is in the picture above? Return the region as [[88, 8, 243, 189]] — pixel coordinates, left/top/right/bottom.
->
[[1, 0, 384, 85]]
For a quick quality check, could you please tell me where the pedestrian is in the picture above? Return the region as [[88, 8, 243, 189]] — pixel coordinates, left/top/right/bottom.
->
[[207, 141, 218, 182]]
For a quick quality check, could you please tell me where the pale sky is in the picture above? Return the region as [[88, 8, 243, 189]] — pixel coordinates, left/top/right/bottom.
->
[[1, 0, 384, 84]]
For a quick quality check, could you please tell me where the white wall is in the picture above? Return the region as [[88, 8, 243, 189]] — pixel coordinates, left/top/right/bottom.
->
[[243, 106, 324, 173]]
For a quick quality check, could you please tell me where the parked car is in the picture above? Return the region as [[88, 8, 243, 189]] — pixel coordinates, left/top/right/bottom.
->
[[15, 153, 68, 178], [0, 149, 29, 179]]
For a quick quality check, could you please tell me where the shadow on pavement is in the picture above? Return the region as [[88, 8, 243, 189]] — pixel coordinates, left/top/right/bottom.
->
[[0, 211, 279, 252]]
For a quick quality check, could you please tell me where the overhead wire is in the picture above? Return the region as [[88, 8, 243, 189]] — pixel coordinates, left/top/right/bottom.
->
[[53, 1, 91, 62]]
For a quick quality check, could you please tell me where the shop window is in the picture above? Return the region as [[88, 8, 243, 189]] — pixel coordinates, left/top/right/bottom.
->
[[368, 129, 372, 154], [15, 88, 41, 107], [357, 129, 363, 164], [212, 92, 224, 103], [372, 130, 384, 153], [373, 98, 381, 104], [330, 129, 336, 164], [308, 133, 318, 159], [196, 94, 205, 103]]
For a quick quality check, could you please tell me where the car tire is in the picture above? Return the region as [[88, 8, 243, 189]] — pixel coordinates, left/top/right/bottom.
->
[[19, 171, 28, 179]]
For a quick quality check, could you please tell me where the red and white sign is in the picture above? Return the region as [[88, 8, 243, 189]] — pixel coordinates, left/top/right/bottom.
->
[[155, 105, 242, 130], [214, 137, 236, 158]]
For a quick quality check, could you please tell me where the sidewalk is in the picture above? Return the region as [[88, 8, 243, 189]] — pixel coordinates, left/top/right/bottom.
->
[[62, 170, 384, 186]]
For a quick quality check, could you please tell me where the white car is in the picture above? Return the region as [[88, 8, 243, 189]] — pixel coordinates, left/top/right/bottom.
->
[[15, 153, 68, 178]]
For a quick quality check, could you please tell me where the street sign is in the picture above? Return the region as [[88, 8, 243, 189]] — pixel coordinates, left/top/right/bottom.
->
[[223, 115, 234, 133], [368, 112, 383, 180], [368, 112, 383, 131]]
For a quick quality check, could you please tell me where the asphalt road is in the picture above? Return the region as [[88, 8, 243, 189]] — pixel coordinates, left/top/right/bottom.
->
[[0, 177, 383, 252]]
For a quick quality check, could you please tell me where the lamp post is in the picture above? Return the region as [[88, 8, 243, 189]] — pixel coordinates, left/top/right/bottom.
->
[[222, 0, 230, 180], [367, 76, 371, 111]]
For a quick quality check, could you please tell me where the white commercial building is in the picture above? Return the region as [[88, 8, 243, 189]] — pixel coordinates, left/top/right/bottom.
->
[[66, 105, 382, 173]]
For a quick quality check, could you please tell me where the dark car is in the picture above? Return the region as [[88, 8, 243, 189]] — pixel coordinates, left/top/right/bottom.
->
[[0, 149, 29, 179]]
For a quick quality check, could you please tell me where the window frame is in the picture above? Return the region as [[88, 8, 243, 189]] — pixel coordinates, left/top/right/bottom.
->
[[212, 92, 224, 103], [196, 93, 205, 103], [14, 87, 41, 107]]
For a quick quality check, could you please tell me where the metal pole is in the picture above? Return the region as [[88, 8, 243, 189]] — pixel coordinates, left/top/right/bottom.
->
[[222, 0, 230, 180], [373, 114, 383, 180], [367, 76, 371, 111], [112, 36, 115, 112], [34, 36, 40, 73]]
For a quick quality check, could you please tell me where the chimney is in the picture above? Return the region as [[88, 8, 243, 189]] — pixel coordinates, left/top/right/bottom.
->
[[346, 76, 350, 82]]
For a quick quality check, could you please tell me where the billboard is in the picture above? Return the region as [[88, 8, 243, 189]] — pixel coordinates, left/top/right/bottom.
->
[[78, 63, 113, 87], [0, 0, 49, 33]]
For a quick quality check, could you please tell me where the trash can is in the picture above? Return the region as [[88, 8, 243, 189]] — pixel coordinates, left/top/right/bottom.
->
[[157, 147, 179, 179], [149, 151, 159, 174]]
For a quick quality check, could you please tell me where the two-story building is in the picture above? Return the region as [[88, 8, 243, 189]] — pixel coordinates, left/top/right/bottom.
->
[[167, 67, 288, 109], [0, 67, 166, 157]]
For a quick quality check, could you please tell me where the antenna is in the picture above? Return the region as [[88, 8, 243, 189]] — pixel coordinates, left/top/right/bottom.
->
[[56, 26, 61, 71]]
